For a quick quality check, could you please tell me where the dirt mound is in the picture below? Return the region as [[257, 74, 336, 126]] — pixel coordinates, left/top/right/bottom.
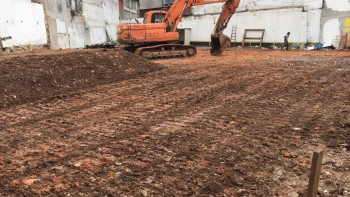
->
[[0, 49, 162, 108]]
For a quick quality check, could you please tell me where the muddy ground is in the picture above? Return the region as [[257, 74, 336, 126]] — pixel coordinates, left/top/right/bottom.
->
[[0, 48, 349, 196], [0, 49, 161, 108]]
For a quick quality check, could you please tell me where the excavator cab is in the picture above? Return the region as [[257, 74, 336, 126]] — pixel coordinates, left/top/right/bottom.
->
[[143, 11, 167, 24], [117, 9, 180, 47]]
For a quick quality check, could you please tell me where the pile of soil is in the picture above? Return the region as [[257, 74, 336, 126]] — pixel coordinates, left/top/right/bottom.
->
[[0, 49, 162, 108]]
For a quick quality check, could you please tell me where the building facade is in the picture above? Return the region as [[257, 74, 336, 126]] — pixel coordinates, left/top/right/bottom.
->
[[0, 0, 349, 49]]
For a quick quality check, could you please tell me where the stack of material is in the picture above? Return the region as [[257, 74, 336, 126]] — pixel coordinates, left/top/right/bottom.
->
[[334, 32, 349, 50]]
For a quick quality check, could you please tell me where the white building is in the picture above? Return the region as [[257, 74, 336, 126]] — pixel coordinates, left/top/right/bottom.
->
[[0, 0, 349, 49], [0, 0, 47, 48], [0, 0, 121, 50]]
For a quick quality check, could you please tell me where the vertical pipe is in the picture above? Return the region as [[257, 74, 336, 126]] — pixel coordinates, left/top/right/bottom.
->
[[118, 0, 124, 19], [129, 0, 131, 20]]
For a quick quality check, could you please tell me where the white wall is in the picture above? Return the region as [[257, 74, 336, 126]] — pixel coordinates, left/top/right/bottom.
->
[[322, 18, 341, 46], [83, 0, 120, 45], [324, 0, 350, 12], [180, 7, 310, 43], [307, 9, 322, 43], [46, 0, 120, 49], [179, 0, 324, 44], [191, 0, 323, 15], [0, 0, 47, 48]]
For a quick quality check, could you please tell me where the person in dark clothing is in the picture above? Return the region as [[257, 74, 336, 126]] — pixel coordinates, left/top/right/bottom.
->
[[283, 32, 290, 50]]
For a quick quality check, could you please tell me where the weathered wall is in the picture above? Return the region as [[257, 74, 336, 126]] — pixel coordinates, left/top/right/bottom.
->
[[45, 0, 84, 49], [139, 0, 162, 10], [321, 0, 350, 46], [45, 0, 120, 49], [188, 0, 322, 15], [122, 0, 139, 19], [179, 0, 324, 44], [83, 0, 120, 45], [0, 0, 47, 48], [139, 0, 174, 9], [180, 8, 308, 43]]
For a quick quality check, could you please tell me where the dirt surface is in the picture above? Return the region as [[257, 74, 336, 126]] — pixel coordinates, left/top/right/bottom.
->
[[0, 48, 349, 196], [0, 49, 161, 108]]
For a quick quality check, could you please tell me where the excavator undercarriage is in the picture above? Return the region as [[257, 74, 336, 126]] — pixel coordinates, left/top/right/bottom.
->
[[135, 44, 197, 59]]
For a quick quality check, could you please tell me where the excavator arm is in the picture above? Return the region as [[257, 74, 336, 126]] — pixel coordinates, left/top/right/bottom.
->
[[162, 0, 240, 55], [211, 0, 240, 55]]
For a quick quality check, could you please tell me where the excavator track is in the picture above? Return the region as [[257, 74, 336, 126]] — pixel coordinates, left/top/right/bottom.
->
[[135, 44, 197, 59]]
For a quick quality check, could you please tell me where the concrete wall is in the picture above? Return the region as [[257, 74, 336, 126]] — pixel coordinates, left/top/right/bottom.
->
[[180, 8, 308, 44], [2, 0, 348, 49], [140, 0, 162, 10], [0, 0, 47, 48], [179, 0, 324, 45], [83, 0, 120, 45], [321, 0, 350, 46], [122, 0, 139, 19], [139, 0, 174, 9], [179, 0, 350, 46], [45, 0, 120, 49]]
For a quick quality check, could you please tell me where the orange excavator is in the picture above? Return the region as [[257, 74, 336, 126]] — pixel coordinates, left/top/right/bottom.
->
[[117, 0, 240, 58]]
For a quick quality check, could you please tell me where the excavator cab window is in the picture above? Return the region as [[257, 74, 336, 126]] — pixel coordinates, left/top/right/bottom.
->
[[151, 13, 166, 23]]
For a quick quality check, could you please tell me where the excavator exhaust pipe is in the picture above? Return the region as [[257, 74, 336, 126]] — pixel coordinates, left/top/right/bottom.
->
[[210, 34, 231, 56]]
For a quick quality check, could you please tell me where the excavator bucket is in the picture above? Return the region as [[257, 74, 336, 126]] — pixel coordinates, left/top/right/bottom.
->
[[210, 34, 231, 56]]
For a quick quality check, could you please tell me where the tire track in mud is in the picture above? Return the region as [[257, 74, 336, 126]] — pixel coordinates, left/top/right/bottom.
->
[[1, 52, 350, 196], [0, 59, 278, 195], [150, 58, 350, 195]]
